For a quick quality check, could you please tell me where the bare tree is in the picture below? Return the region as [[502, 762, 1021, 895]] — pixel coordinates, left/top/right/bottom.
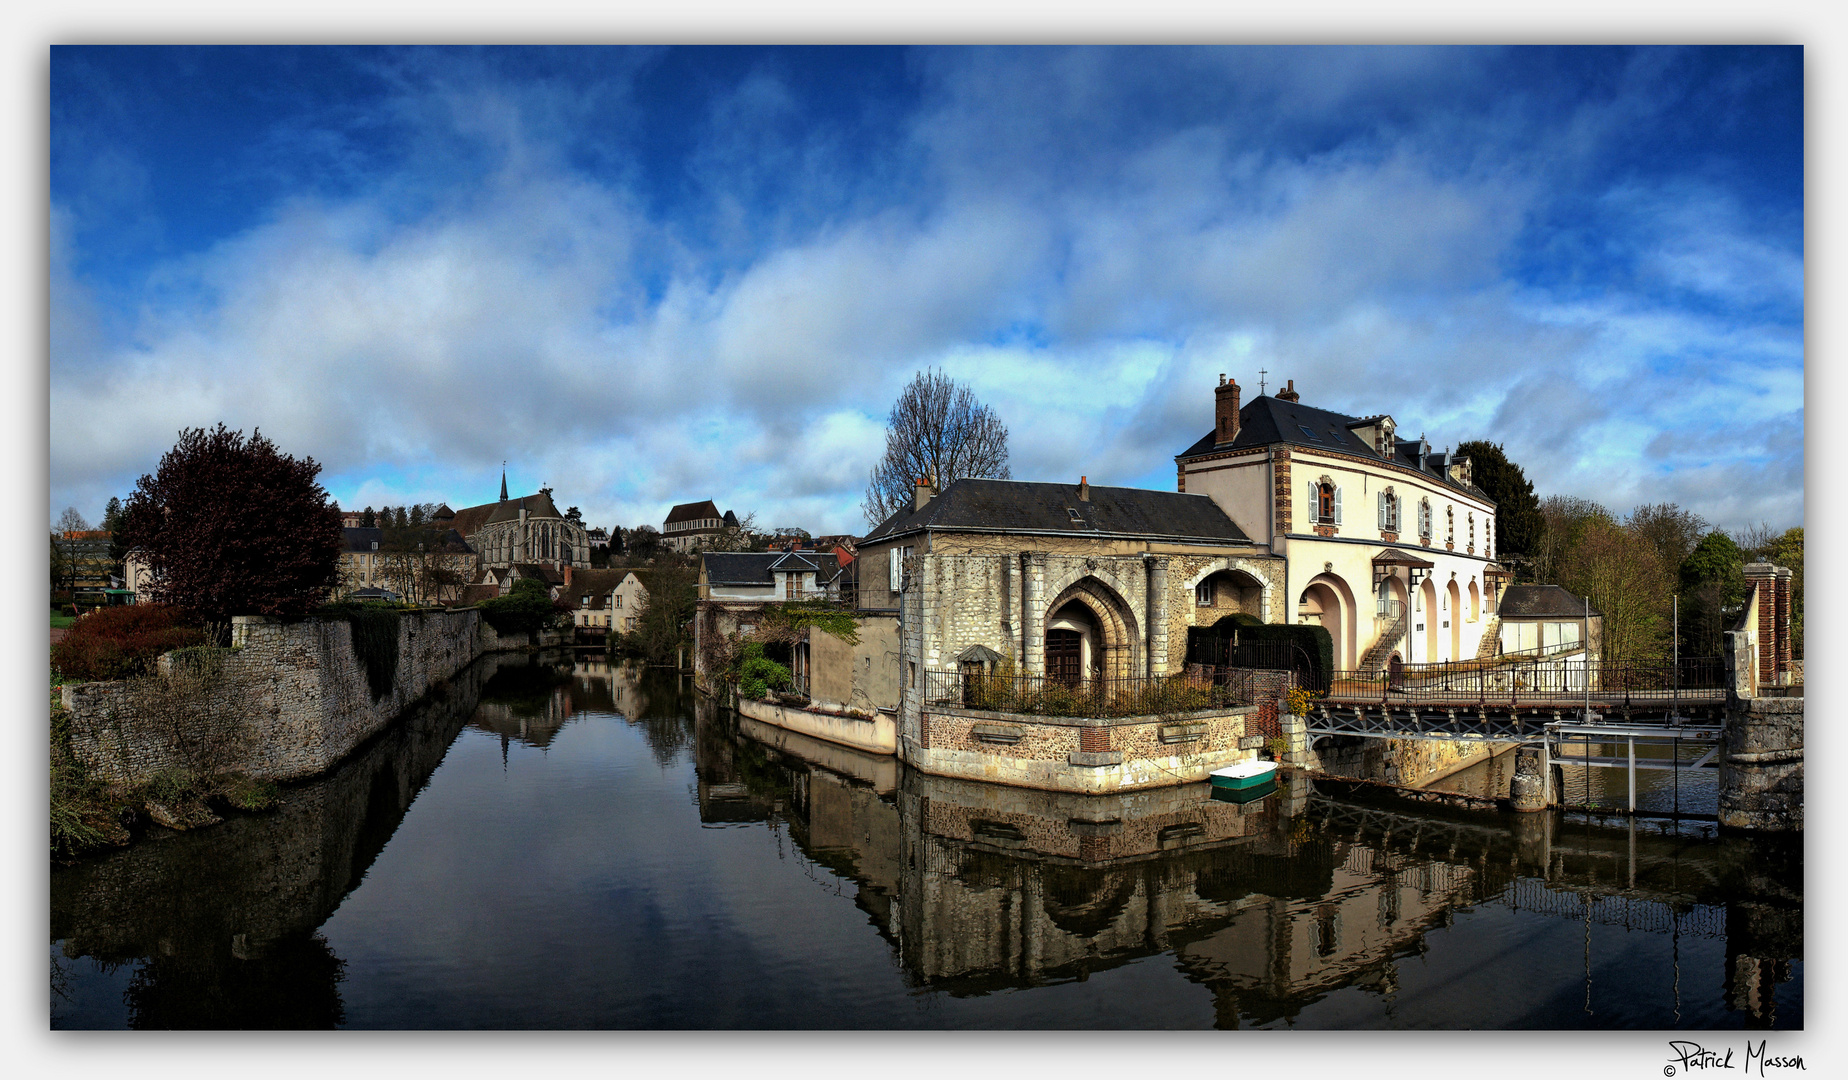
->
[[56, 507, 90, 535], [703, 511, 760, 552], [862, 369, 1010, 526], [1627, 502, 1708, 576], [1533, 494, 1611, 585]]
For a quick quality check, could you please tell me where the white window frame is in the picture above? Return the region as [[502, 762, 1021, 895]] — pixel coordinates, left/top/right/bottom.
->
[[1196, 578, 1214, 606]]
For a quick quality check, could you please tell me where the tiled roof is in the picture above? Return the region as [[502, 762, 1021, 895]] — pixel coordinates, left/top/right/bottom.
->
[[1498, 584, 1602, 618], [861, 478, 1255, 544]]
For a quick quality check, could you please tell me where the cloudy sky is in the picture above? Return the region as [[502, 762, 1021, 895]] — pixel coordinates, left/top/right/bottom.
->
[[49, 45, 1804, 538]]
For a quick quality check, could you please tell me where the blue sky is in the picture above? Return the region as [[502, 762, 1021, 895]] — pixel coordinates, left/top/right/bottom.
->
[[49, 45, 1804, 537]]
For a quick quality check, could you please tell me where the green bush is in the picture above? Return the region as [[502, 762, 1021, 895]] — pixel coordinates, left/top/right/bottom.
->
[[479, 578, 562, 637], [317, 601, 402, 699], [220, 775, 281, 812]]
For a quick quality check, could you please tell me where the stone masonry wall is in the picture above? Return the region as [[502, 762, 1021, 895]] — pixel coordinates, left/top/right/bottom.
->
[[61, 607, 513, 785], [909, 705, 1259, 794]]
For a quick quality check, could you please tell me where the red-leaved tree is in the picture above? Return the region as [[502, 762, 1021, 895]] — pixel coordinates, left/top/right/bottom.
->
[[120, 425, 344, 629]]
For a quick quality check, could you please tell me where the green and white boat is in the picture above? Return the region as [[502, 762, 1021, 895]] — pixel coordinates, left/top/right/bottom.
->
[[1208, 760, 1278, 791]]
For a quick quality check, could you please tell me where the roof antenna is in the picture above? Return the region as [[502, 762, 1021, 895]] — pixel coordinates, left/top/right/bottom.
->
[[1258, 368, 1268, 395]]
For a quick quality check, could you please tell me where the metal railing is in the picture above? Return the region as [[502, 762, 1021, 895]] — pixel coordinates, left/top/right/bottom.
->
[[1375, 597, 1404, 620], [922, 668, 1269, 718], [1319, 656, 1726, 706]]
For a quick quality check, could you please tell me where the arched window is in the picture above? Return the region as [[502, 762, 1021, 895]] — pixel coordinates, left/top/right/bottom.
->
[[1468, 512, 1476, 551], [1418, 498, 1432, 542], [1377, 487, 1400, 531], [1446, 506, 1455, 545], [1307, 477, 1342, 525]]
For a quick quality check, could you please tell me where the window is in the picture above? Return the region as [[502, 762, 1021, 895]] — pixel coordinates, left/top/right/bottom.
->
[[581, 594, 590, 607], [784, 573, 797, 599], [615, 595, 622, 610], [1298, 425, 1321, 442], [1446, 506, 1455, 545], [1377, 488, 1400, 531], [888, 545, 913, 593], [1418, 498, 1432, 541], [1307, 480, 1342, 525], [1468, 513, 1476, 550], [1196, 578, 1214, 606]]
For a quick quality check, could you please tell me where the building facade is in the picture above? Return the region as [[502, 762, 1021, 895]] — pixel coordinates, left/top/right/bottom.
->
[[663, 500, 737, 553], [1175, 377, 1506, 671], [448, 475, 589, 572]]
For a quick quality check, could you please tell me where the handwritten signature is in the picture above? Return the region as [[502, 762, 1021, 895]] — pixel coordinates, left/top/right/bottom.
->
[[1666, 1041, 1805, 1076]]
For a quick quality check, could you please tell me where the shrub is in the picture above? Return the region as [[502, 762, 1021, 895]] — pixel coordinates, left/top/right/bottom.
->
[[479, 578, 563, 637], [219, 775, 281, 812], [318, 601, 402, 700], [731, 641, 792, 699], [50, 604, 208, 681]]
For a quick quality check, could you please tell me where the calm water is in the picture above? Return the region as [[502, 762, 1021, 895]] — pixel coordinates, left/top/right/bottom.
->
[[51, 653, 1802, 1029]]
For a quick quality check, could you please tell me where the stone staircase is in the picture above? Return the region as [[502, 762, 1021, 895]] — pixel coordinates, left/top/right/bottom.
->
[[1358, 610, 1409, 673], [1475, 616, 1502, 659]]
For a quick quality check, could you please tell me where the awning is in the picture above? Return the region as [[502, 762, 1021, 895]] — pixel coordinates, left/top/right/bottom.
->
[[1370, 547, 1435, 569]]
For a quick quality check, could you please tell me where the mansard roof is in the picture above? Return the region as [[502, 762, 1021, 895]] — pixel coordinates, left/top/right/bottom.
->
[[343, 527, 384, 552], [665, 500, 722, 525], [1498, 584, 1603, 618], [1175, 394, 1492, 503], [862, 478, 1256, 545]]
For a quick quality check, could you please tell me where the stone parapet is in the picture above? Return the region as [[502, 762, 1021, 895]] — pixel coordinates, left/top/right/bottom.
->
[[905, 704, 1257, 793]]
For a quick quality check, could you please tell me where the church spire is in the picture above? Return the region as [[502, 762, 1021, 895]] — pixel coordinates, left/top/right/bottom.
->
[[500, 462, 508, 502]]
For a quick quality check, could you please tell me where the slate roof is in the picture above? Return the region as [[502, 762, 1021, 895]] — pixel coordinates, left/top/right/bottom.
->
[[512, 563, 565, 585], [486, 491, 564, 525], [702, 551, 853, 588], [562, 568, 633, 609], [455, 583, 499, 606], [665, 500, 722, 526], [1498, 584, 1602, 618], [861, 478, 1256, 545], [1175, 394, 1492, 503]]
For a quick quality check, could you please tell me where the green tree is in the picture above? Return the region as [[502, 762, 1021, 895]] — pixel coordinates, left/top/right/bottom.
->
[[1454, 441, 1543, 571], [51, 532, 69, 594], [102, 496, 129, 571], [362, 506, 377, 528], [1679, 531, 1746, 658]]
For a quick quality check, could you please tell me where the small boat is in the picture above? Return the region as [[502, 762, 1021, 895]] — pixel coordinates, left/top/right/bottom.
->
[[1208, 760, 1278, 791], [1210, 779, 1276, 805]]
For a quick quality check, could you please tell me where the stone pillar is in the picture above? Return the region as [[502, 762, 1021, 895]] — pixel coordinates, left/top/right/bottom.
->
[[1279, 699, 1310, 768], [1510, 744, 1551, 813], [1022, 552, 1046, 676], [1510, 804, 1553, 871], [1144, 556, 1170, 677], [1718, 696, 1804, 831]]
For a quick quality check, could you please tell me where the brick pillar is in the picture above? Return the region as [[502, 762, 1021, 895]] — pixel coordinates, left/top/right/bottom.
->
[[1774, 568, 1792, 684], [1272, 446, 1293, 537], [1744, 563, 1776, 689]]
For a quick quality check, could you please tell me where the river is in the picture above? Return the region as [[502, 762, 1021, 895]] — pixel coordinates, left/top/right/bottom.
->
[[50, 652, 1803, 1029]]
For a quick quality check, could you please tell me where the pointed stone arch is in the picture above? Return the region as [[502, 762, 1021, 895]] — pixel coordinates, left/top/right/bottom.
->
[[1042, 575, 1141, 681]]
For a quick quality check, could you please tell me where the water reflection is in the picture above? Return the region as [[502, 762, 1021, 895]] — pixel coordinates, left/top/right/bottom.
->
[[51, 655, 1801, 1029]]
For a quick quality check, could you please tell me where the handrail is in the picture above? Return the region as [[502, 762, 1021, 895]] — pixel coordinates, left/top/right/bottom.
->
[[921, 668, 1274, 719]]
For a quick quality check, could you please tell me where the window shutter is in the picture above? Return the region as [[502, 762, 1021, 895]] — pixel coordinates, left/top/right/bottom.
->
[[889, 549, 901, 593], [1377, 491, 1386, 528], [1333, 486, 1343, 524], [1306, 481, 1317, 521]]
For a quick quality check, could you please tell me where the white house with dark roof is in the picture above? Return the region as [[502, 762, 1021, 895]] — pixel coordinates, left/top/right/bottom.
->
[[663, 499, 737, 553], [1175, 376, 1508, 670]]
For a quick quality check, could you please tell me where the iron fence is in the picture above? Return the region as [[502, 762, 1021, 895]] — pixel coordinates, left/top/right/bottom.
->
[[922, 668, 1268, 719], [1320, 655, 1727, 706]]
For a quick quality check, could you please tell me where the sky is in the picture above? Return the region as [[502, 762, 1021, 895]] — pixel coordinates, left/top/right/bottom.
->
[[48, 45, 1805, 538]]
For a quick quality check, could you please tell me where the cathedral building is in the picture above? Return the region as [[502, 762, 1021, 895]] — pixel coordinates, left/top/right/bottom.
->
[[448, 470, 590, 571]]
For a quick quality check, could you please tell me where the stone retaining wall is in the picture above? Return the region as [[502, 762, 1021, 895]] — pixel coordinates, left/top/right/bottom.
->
[[59, 607, 554, 786], [903, 704, 1259, 793], [1718, 695, 1803, 832]]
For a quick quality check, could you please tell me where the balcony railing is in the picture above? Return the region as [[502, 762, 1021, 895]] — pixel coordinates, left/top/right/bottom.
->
[[922, 669, 1269, 719], [1375, 597, 1404, 620]]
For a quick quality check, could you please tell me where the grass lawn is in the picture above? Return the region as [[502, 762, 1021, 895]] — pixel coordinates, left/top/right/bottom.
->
[[51, 609, 75, 629]]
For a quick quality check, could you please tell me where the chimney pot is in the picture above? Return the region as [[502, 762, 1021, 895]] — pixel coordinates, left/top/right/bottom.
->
[[1276, 379, 1300, 403], [913, 477, 934, 513]]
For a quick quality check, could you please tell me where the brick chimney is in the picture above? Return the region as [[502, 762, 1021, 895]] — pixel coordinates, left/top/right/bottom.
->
[[914, 477, 933, 512], [1276, 379, 1300, 403], [564, 564, 573, 589], [1214, 374, 1241, 447], [1079, 475, 1090, 501]]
